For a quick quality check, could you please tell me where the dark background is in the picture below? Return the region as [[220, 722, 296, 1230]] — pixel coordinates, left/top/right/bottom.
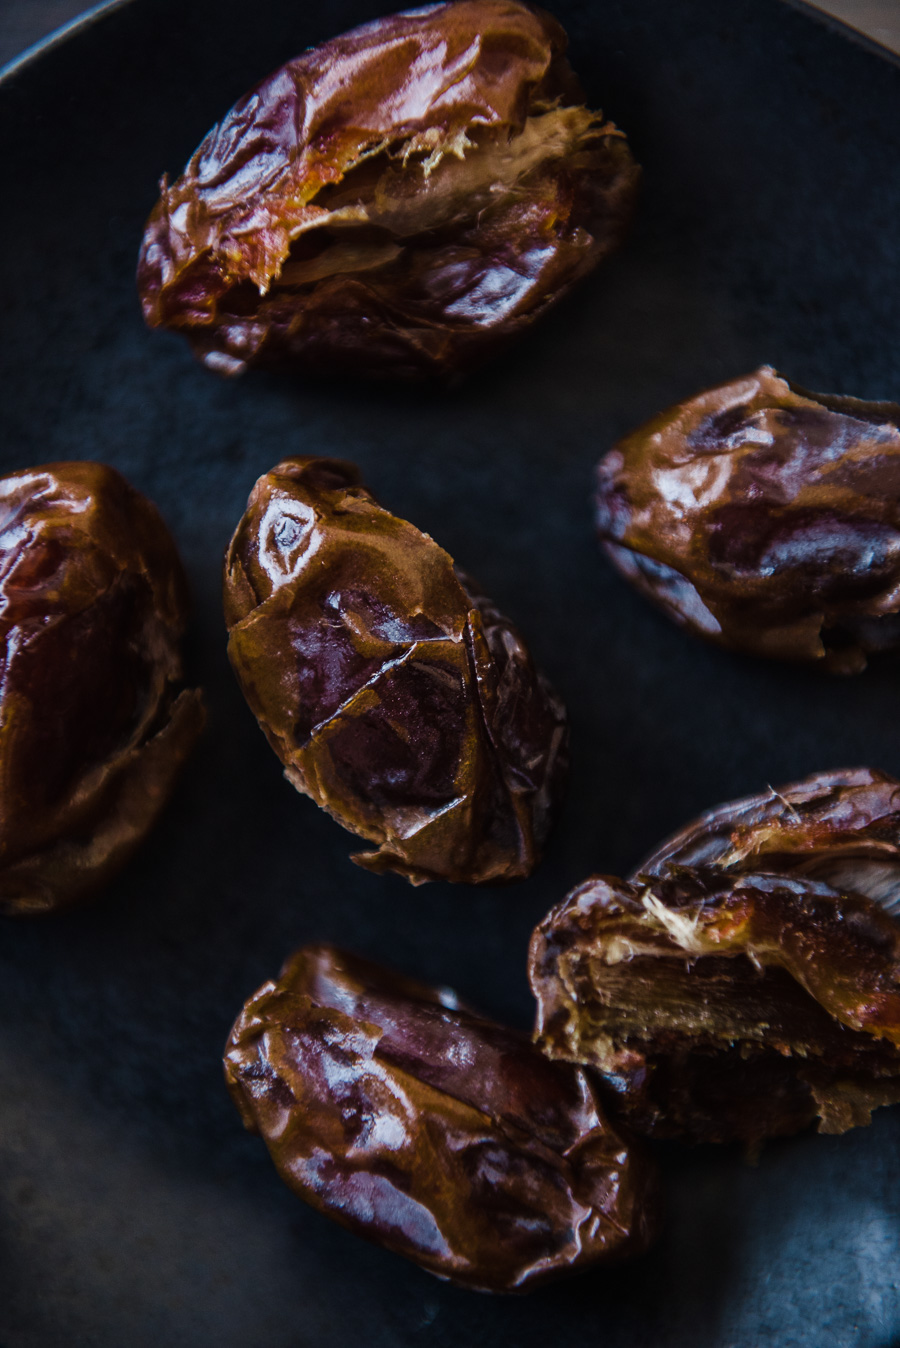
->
[[1, 0, 900, 1344]]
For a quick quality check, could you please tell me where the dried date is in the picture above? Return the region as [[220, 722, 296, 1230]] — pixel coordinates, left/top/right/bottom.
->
[[137, 0, 638, 379], [223, 456, 567, 884], [530, 769, 900, 1144], [637, 766, 900, 909], [225, 943, 660, 1291], [0, 462, 203, 915], [595, 366, 900, 672]]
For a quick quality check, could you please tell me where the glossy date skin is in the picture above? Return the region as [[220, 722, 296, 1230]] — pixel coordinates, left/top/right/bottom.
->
[[137, 0, 638, 379], [0, 463, 203, 915], [530, 769, 900, 1144], [225, 944, 660, 1291], [595, 366, 900, 672], [224, 456, 567, 885], [637, 766, 900, 913]]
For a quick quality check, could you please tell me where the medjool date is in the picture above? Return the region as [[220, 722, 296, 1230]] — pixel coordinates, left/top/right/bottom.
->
[[0, 462, 203, 915], [637, 766, 900, 908], [529, 769, 900, 1144], [137, 0, 638, 379], [224, 456, 566, 884], [225, 943, 659, 1291], [594, 366, 900, 672]]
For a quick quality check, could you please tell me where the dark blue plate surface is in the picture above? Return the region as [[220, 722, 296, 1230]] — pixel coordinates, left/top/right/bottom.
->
[[1, 1, 899, 1343]]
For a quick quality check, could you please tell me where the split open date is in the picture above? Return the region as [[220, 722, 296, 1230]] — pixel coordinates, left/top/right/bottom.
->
[[530, 768, 900, 1144], [138, 0, 638, 379]]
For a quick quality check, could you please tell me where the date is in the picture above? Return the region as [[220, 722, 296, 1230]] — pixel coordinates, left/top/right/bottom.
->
[[0, 462, 203, 915], [530, 770, 900, 1144], [594, 366, 900, 672], [636, 766, 900, 910], [137, 0, 638, 379], [225, 943, 660, 1291], [223, 456, 567, 885]]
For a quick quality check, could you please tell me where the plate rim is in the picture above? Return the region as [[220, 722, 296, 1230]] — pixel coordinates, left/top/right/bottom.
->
[[0, 0, 136, 84], [2, 0, 899, 90], [783, 0, 900, 68]]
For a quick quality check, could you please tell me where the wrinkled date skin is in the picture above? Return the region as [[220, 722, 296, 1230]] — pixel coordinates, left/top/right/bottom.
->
[[225, 944, 660, 1291], [595, 366, 900, 672], [137, 0, 638, 379], [530, 769, 900, 1144], [0, 463, 204, 915], [637, 766, 900, 909], [224, 456, 567, 884]]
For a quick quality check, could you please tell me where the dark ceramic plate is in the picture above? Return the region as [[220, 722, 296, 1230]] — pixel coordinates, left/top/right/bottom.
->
[[2, 1, 900, 1344]]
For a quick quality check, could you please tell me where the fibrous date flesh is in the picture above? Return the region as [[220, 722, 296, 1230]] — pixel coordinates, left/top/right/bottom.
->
[[138, 0, 638, 379], [223, 456, 567, 885], [225, 943, 659, 1291], [530, 769, 900, 1143], [0, 462, 203, 915], [595, 366, 900, 672]]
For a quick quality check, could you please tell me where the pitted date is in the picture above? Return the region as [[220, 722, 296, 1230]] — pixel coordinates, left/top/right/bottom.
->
[[530, 770, 900, 1144], [0, 463, 204, 915], [137, 0, 638, 379], [225, 943, 660, 1291], [223, 456, 567, 885], [530, 872, 900, 1144], [594, 366, 900, 672]]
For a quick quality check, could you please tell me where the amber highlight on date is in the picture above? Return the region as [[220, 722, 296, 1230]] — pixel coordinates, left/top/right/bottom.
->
[[225, 943, 660, 1291], [530, 769, 900, 1145], [223, 456, 567, 884], [137, 0, 638, 379], [0, 462, 204, 915], [595, 366, 900, 672]]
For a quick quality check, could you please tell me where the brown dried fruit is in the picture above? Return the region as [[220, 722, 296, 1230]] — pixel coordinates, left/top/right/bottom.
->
[[225, 943, 660, 1290], [595, 367, 900, 672], [223, 456, 567, 885], [0, 462, 203, 915], [530, 769, 900, 1143], [138, 0, 638, 379]]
